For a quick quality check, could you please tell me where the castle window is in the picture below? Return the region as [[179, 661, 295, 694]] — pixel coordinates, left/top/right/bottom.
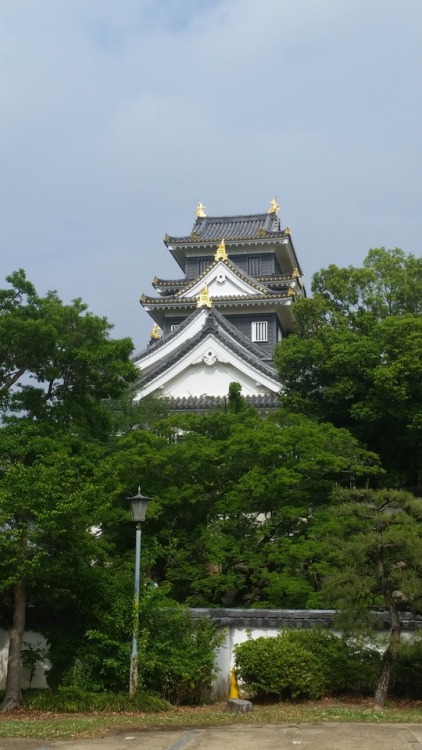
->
[[248, 256, 261, 276], [251, 321, 268, 342], [199, 257, 212, 274]]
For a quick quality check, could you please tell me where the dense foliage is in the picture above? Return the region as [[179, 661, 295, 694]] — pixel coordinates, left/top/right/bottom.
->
[[274, 248, 422, 486], [234, 630, 381, 700], [0, 270, 137, 711], [2, 249, 422, 707], [102, 408, 380, 608], [46, 582, 221, 704]]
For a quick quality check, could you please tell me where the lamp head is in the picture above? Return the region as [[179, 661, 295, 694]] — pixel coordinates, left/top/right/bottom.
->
[[128, 486, 152, 524]]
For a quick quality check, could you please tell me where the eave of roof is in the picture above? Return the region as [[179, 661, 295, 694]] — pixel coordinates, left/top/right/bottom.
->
[[165, 229, 303, 277], [140, 292, 292, 307]]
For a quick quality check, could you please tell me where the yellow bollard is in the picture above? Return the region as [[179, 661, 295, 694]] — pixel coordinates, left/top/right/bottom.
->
[[229, 666, 240, 699]]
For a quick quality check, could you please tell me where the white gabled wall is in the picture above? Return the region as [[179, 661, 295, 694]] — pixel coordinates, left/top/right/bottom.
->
[[180, 261, 265, 300], [135, 333, 280, 400]]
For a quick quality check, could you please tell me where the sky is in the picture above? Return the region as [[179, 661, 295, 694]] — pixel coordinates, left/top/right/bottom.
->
[[1, 0, 421, 352]]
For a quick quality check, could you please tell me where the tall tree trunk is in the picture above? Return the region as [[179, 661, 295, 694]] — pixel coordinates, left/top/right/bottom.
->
[[0, 579, 26, 713], [374, 591, 401, 708]]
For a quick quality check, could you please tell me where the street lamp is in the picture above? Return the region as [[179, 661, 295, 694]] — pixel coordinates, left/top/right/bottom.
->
[[128, 486, 151, 695]]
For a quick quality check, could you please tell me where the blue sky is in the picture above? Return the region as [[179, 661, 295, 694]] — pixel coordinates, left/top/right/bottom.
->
[[1, 0, 421, 350]]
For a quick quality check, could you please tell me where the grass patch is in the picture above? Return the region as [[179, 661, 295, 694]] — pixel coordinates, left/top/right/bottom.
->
[[22, 688, 171, 713], [1, 700, 422, 739]]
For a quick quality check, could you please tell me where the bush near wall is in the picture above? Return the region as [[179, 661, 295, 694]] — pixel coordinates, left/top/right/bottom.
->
[[391, 639, 422, 699], [138, 601, 223, 705], [50, 588, 222, 705], [234, 630, 380, 701]]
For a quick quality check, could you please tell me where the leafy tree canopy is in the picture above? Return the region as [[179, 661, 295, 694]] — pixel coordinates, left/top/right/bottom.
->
[[0, 269, 137, 436], [275, 249, 422, 486], [0, 270, 137, 711], [103, 409, 380, 608]]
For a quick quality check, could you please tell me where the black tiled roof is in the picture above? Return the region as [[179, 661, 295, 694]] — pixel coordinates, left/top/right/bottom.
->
[[166, 212, 283, 244]]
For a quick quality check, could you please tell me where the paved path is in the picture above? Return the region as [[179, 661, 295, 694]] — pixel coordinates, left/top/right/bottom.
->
[[2, 724, 422, 750]]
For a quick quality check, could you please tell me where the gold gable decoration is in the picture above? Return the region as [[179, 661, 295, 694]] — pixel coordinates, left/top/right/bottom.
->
[[195, 202, 207, 218], [268, 197, 280, 215], [150, 323, 162, 340], [292, 268, 300, 279], [214, 238, 228, 262], [197, 285, 212, 308]]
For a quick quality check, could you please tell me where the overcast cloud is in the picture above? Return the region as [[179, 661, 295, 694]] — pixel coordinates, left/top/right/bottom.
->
[[1, 0, 421, 350]]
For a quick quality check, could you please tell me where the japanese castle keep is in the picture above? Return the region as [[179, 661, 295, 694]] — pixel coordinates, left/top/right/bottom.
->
[[133, 200, 305, 410]]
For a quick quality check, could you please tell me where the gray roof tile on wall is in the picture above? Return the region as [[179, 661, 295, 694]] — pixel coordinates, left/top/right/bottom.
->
[[167, 394, 281, 411]]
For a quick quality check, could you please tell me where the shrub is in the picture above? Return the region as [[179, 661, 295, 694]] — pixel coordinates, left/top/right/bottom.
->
[[235, 634, 325, 700], [390, 639, 422, 698], [234, 630, 381, 701], [138, 590, 223, 704], [54, 586, 222, 704], [278, 630, 380, 695]]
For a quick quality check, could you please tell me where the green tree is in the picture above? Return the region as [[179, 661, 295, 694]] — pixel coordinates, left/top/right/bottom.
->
[[0, 269, 135, 434], [311, 488, 422, 707], [0, 270, 137, 712], [274, 249, 422, 486], [104, 409, 380, 608], [227, 382, 246, 413]]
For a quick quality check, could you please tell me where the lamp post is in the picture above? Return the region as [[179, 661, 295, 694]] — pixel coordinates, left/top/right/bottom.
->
[[128, 486, 151, 695]]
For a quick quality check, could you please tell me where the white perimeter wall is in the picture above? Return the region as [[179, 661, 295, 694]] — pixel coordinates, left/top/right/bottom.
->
[[0, 623, 413, 699], [0, 629, 50, 690]]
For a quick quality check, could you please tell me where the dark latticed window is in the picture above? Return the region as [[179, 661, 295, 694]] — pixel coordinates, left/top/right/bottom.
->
[[199, 257, 213, 274], [248, 256, 261, 276]]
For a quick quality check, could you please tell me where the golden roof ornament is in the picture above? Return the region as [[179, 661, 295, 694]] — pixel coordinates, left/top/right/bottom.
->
[[288, 284, 296, 297], [150, 323, 162, 340], [292, 267, 300, 279], [214, 238, 228, 262], [268, 197, 280, 215], [197, 285, 212, 308], [195, 202, 207, 218]]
